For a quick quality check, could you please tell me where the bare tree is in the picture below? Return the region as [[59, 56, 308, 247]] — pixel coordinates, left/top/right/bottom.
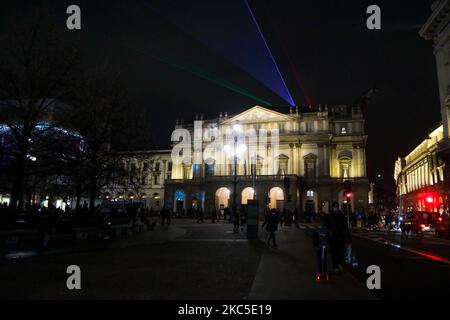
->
[[0, 14, 79, 212], [62, 70, 134, 214]]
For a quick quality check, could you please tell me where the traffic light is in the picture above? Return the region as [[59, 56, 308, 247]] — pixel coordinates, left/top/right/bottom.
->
[[345, 192, 352, 202], [344, 180, 352, 202], [424, 193, 436, 206]]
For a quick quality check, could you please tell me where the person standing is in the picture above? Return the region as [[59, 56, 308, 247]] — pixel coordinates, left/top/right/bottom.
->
[[166, 209, 172, 226], [211, 209, 216, 223], [293, 208, 300, 228], [266, 209, 280, 248], [324, 202, 351, 274], [233, 210, 240, 233], [160, 209, 166, 226]]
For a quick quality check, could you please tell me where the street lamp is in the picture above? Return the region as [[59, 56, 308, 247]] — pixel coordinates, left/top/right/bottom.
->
[[225, 122, 246, 222]]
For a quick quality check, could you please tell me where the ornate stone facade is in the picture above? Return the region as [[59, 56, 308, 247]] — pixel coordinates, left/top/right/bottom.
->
[[165, 105, 369, 215]]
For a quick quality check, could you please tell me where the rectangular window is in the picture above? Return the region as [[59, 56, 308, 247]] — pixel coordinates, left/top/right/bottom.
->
[[155, 162, 160, 171], [305, 161, 316, 178], [168, 161, 173, 172]]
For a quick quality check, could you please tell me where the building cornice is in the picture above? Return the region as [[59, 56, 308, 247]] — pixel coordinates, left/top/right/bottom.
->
[[420, 0, 450, 40]]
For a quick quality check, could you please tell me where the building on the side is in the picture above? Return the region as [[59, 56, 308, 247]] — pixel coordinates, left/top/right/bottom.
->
[[420, 0, 450, 143], [395, 125, 446, 212], [396, 0, 450, 213], [164, 104, 369, 216], [102, 149, 173, 210]]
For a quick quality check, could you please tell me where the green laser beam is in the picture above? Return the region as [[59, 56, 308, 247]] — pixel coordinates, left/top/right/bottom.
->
[[152, 50, 273, 107], [93, 29, 272, 107]]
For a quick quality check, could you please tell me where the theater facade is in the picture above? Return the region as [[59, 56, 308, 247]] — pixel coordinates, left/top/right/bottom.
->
[[164, 105, 369, 215]]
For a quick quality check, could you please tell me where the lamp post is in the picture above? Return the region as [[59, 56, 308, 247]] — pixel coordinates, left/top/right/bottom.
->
[[226, 122, 245, 222], [232, 134, 238, 220]]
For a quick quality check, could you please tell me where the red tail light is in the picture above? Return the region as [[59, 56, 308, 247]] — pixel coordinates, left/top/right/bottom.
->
[[438, 217, 443, 222], [420, 224, 426, 229]]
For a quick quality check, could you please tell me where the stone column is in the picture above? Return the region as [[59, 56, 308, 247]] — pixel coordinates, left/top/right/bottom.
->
[[289, 144, 295, 174]]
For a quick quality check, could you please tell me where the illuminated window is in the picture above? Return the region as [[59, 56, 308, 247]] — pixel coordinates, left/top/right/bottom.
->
[[307, 190, 314, 198], [341, 127, 347, 134]]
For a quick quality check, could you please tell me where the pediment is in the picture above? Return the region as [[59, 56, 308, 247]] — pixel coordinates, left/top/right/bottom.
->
[[303, 153, 318, 160], [222, 106, 295, 124]]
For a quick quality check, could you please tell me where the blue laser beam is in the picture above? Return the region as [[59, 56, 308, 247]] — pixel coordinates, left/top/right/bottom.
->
[[143, 0, 296, 107], [243, 0, 295, 107]]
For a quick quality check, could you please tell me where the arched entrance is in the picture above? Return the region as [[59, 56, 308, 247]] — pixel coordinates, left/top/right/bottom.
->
[[241, 187, 255, 205], [303, 190, 318, 218], [192, 191, 205, 211], [174, 189, 186, 214], [269, 187, 284, 210], [215, 187, 230, 210]]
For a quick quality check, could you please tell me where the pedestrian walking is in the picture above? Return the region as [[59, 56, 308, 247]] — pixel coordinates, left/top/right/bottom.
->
[[265, 209, 279, 248], [324, 202, 352, 274], [196, 208, 205, 223]]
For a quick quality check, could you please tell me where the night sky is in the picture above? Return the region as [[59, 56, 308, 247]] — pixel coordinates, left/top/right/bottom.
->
[[0, 0, 441, 191]]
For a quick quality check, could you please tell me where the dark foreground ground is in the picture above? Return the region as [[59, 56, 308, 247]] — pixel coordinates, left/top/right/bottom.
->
[[1, 219, 449, 300]]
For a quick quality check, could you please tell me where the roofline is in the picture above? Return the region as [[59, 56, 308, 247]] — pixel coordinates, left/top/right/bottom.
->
[[420, 0, 450, 40], [221, 105, 296, 125]]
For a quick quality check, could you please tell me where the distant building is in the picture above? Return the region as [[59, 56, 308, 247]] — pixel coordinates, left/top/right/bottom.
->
[[165, 105, 369, 215], [102, 149, 172, 210]]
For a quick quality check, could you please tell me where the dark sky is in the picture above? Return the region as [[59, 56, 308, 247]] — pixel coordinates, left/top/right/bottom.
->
[[0, 0, 441, 191]]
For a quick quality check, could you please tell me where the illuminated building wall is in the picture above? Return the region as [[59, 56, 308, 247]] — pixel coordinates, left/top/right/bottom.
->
[[395, 125, 446, 212]]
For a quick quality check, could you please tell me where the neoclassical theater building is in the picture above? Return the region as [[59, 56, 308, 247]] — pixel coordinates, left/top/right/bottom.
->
[[165, 104, 369, 215]]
